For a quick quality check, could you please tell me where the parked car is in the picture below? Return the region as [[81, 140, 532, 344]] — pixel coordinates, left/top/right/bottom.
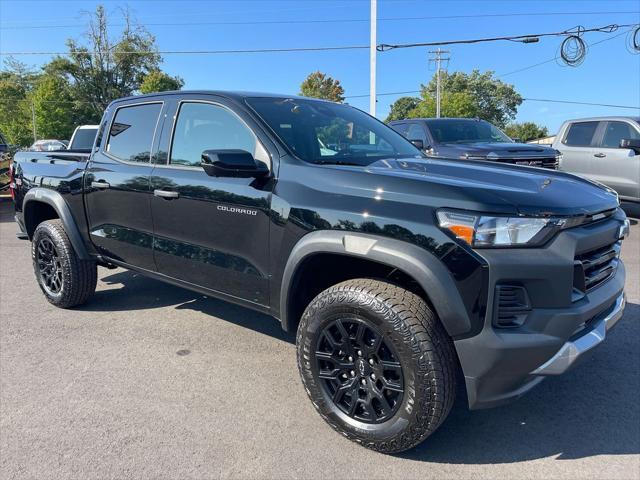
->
[[12, 91, 629, 453], [553, 116, 640, 203], [68, 124, 99, 151], [0, 131, 14, 195], [0, 131, 9, 153], [29, 139, 67, 152], [389, 117, 561, 169]]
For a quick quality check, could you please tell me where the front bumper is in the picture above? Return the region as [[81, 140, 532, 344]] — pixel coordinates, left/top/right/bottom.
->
[[454, 211, 628, 410], [532, 292, 625, 375]]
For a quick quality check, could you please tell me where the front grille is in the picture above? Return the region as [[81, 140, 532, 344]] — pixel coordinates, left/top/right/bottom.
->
[[574, 241, 621, 293], [512, 157, 558, 169]]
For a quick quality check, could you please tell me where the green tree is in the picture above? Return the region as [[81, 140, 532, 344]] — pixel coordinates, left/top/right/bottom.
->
[[48, 5, 164, 120], [0, 5, 180, 143], [385, 96, 420, 122], [28, 74, 77, 140], [140, 70, 184, 94], [504, 122, 549, 142], [0, 79, 32, 146], [299, 71, 345, 102], [408, 91, 480, 119], [420, 70, 523, 127], [0, 59, 38, 146]]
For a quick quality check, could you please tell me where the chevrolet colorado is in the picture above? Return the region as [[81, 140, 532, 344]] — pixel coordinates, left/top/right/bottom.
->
[[11, 91, 629, 453]]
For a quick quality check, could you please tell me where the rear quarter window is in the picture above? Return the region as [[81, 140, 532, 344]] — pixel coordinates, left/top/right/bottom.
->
[[389, 123, 409, 136], [106, 103, 163, 163], [563, 121, 599, 147]]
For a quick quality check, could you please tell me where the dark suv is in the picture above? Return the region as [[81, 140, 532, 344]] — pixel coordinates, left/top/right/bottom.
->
[[389, 117, 560, 169], [12, 92, 628, 453]]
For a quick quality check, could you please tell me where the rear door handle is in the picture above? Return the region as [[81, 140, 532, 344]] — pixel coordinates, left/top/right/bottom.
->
[[91, 181, 110, 189], [154, 189, 180, 199], [594, 153, 606, 158]]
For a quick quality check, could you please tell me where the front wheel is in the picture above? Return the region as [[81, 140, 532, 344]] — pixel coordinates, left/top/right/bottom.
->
[[297, 279, 456, 453], [32, 219, 97, 308]]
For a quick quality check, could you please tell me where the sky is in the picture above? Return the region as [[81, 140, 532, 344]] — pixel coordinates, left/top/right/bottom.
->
[[0, 0, 639, 133]]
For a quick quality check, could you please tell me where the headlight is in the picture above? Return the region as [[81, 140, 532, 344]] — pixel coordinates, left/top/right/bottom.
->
[[437, 209, 563, 247]]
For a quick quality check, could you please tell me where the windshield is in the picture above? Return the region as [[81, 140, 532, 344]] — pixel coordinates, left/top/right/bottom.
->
[[428, 119, 512, 144], [246, 97, 422, 166], [71, 128, 98, 150]]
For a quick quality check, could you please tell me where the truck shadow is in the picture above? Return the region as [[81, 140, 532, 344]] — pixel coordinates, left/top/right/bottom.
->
[[401, 301, 640, 463], [85, 270, 638, 463], [83, 269, 295, 344]]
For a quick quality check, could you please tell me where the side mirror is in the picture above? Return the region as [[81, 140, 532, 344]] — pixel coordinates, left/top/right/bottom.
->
[[620, 138, 640, 155], [512, 137, 523, 143], [409, 139, 424, 150], [201, 149, 268, 178]]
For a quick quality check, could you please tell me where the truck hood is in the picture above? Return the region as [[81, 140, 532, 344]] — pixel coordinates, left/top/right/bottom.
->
[[364, 157, 618, 217], [435, 142, 556, 158]]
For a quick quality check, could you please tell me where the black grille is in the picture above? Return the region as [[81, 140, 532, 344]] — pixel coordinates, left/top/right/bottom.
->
[[574, 241, 621, 293], [494, 285, 531, 328]]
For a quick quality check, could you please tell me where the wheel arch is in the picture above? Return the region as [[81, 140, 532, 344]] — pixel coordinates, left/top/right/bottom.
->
[[279, 230, 473, 338], [22, 188, 90, 260]]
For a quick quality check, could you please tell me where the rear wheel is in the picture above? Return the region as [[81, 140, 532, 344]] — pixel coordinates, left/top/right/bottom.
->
[[297, 279, 456, 453], [32, 219, 97, 308]]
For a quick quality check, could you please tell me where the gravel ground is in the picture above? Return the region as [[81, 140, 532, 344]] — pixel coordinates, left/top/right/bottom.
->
[[0, 200, 638, 480]]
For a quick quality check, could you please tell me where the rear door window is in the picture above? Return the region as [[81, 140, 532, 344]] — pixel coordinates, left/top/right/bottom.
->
[[600, 121, 640, 148], [106, 103, 163, 163], [563, 121, 599, 147]]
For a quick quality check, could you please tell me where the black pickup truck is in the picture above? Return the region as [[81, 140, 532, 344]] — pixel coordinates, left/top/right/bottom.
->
[[11, 91, 629, 453], [389, 117, 561, 169]]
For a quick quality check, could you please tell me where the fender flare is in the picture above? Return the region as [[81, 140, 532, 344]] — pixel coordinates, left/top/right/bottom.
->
[[22, 188, 90, 260], [279, 230, 474, 338]]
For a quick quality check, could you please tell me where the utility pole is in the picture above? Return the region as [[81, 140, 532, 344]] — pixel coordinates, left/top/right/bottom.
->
[[30, 101, 37, 142], [369, 0, 377, 118], [428, 48, 450, 118]]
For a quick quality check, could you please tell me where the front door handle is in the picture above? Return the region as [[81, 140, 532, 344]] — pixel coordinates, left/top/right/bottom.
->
[[154, 189, 180, 199], [91, 181, 110, 189], [594, 153, 606, 158]]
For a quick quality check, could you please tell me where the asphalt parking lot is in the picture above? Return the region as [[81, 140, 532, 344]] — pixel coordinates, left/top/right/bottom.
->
[[0, 200, 638, 480]]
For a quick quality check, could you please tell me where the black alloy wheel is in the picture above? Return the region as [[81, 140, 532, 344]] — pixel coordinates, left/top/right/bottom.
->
[[31, 219, 97, 308], [314, 318, 404, 424], [36, 237, 63, 295], [297, 279, 457, 453]]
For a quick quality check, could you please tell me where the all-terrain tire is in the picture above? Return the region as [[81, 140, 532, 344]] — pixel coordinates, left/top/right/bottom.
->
[[297, 278, 456, 453], [31, 219, 97, 308]]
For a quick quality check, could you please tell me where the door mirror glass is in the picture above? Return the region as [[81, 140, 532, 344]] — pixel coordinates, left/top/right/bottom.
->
[[201, 149, 268, 177], [620, 138, 640, 155], [409, 139, 424, 150]]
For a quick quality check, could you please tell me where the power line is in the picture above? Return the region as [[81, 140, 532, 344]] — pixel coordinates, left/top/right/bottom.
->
[[523, 98, 639, 110], [377, 23, 636, 51], [0, 45, 369, 56], [2, 22, 636, 57], [499, 27, 633, 76], [1, 11, 638, 30], [3, 96, 636, 111]]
